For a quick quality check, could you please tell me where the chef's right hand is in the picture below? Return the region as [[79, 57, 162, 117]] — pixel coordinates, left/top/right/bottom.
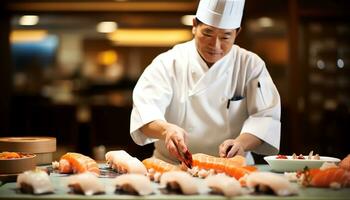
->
[[162, 123, 189, 162]]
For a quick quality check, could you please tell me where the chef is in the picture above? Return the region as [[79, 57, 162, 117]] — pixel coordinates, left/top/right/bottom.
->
[[130, 0, 281, 165]]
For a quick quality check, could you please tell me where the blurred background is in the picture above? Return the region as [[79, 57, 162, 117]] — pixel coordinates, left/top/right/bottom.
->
[[0, 0, 349, 162]]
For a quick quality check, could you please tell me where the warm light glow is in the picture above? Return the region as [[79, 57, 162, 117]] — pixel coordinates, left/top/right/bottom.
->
[[108, 29, 193, 46], [257, 17, 274, 28], [97, 50, 118, 66], [97, 21, 118, 33], [10, 30, 48, 43], [181, 15, 195, 26], [19, 15, 39, 26]]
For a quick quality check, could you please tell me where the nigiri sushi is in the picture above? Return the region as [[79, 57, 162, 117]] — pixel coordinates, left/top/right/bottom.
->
[[246, 172, 298, 196], [205, 174, 242, 197], [16, 169, 54, 194], [142, 157, 180, 182], [105, 150, 147, 175], [67, 172, 105, 196], [160, 171, 199, 195], [57, 152, 100, 176], [113, 174, 154, 195]]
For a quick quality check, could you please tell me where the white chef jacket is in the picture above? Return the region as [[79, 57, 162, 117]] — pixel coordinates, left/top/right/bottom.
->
[[130, 39, 281, 165]]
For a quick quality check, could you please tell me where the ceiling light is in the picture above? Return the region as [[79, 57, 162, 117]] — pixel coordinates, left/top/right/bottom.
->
[[181, 15, 195, 26], [97, 21, 118, 33], [108, 29, 193, 47], [257, 17, 273, 28], [19, 15, 39, 26]]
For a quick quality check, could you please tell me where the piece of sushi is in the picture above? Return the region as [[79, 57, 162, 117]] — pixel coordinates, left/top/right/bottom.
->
[[105, 150, 147, 175], [16, 169, 54, 194], [205, 173, 242, 197], [57, 152, 100, 176], [246, 172, 298, 196], [67, 172, 105, 195], [160, 171, 199, 195], [113, 174, 153, 195]]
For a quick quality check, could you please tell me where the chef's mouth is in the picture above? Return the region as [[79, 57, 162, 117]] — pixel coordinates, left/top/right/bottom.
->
[[207, 51, 222, 56]]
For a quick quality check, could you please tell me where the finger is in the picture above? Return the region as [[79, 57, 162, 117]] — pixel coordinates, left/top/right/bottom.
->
[[172, 132, 187, 153], [219, 146, 227, 157], [219, 141, 234, 157], [226, 144, 239, 158], [237, 147, 245, 156]]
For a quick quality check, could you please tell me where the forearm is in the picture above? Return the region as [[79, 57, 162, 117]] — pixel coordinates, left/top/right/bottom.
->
[[235, 132, 263, 152], [140, 120, 168, 140]]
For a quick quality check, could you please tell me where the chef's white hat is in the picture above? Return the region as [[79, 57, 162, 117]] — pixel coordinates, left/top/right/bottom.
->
[[196, 0, 245, 29]]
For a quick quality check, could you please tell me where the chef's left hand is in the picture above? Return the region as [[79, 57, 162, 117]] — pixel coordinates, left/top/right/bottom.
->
[[219, 133, 263, 158], [219, 139, 245, 158]]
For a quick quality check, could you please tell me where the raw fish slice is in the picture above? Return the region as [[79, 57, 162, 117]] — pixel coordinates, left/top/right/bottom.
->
[[191, 153, 251, 179], [224, 165, 257, 180], [246, 172, 298, 196], [307, 167, 350, 188], [17, 169, 54, 194], [339, 154, 350, 171], [205, 174, 242, 197], [59, 152, 100, 176], [160, 171, 199, 195], [142, 158, 179, 173], [113, 174, 153, 195], [105, 150, 147, 175], [142, 157, 180, 182], [67, 172, 105, 196], [193, 153, 246, 170]]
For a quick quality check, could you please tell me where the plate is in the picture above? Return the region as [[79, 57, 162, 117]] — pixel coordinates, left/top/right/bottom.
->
[[264, 155, 341, 172]]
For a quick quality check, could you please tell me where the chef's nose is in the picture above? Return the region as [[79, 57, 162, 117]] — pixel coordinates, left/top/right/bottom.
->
[[208, 36, 221, 49]]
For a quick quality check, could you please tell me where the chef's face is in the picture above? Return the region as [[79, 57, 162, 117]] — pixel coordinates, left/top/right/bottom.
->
[[192, 19, 239, 66]]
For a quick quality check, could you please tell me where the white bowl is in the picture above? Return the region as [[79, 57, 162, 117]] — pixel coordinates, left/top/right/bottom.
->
[[264, 155, 341, 172]]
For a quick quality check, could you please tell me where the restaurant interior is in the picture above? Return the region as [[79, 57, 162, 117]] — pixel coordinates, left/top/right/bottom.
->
[[0, 0, 349, 163]]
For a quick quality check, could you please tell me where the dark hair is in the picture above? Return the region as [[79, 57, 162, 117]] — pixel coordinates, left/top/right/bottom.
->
[[194, 17, 241, 32], [194, 18, 203, 26]]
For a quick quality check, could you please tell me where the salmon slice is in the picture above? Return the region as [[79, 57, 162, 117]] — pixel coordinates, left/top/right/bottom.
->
[[191, 153, 252, 179], [309, 168, 350, 188], [142, 158, 179, 173], [58, 153, 100, 176], [225, 165, 257, 180]]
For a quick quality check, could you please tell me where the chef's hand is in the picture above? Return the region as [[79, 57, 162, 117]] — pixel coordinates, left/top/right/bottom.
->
[[162, 123, 189, 162], [219, 139, 245, 158], [219, 133, 263, 158], [140, 120, 189, 163]]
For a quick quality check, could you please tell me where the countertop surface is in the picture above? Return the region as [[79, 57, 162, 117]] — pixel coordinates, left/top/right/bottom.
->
[[0, 165, 349, 200]]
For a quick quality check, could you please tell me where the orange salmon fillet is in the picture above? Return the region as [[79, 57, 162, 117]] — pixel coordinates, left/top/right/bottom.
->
[[59, 152, 100, 176]]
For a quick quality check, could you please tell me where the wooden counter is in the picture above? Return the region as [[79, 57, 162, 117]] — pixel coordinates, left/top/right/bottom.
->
[[0, 165, 349, 200]]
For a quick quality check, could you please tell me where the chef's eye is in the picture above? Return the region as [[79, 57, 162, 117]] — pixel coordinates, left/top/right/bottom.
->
[[202, 32, 212, 37]]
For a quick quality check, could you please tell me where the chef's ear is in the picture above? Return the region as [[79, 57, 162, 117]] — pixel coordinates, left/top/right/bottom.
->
[[192, 18, 198, 34], [236, 27, 242, 36]]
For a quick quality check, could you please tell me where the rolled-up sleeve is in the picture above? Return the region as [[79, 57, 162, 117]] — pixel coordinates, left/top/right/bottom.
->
[[130, 56, 173, 146], [241, 61, 281, 155]]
